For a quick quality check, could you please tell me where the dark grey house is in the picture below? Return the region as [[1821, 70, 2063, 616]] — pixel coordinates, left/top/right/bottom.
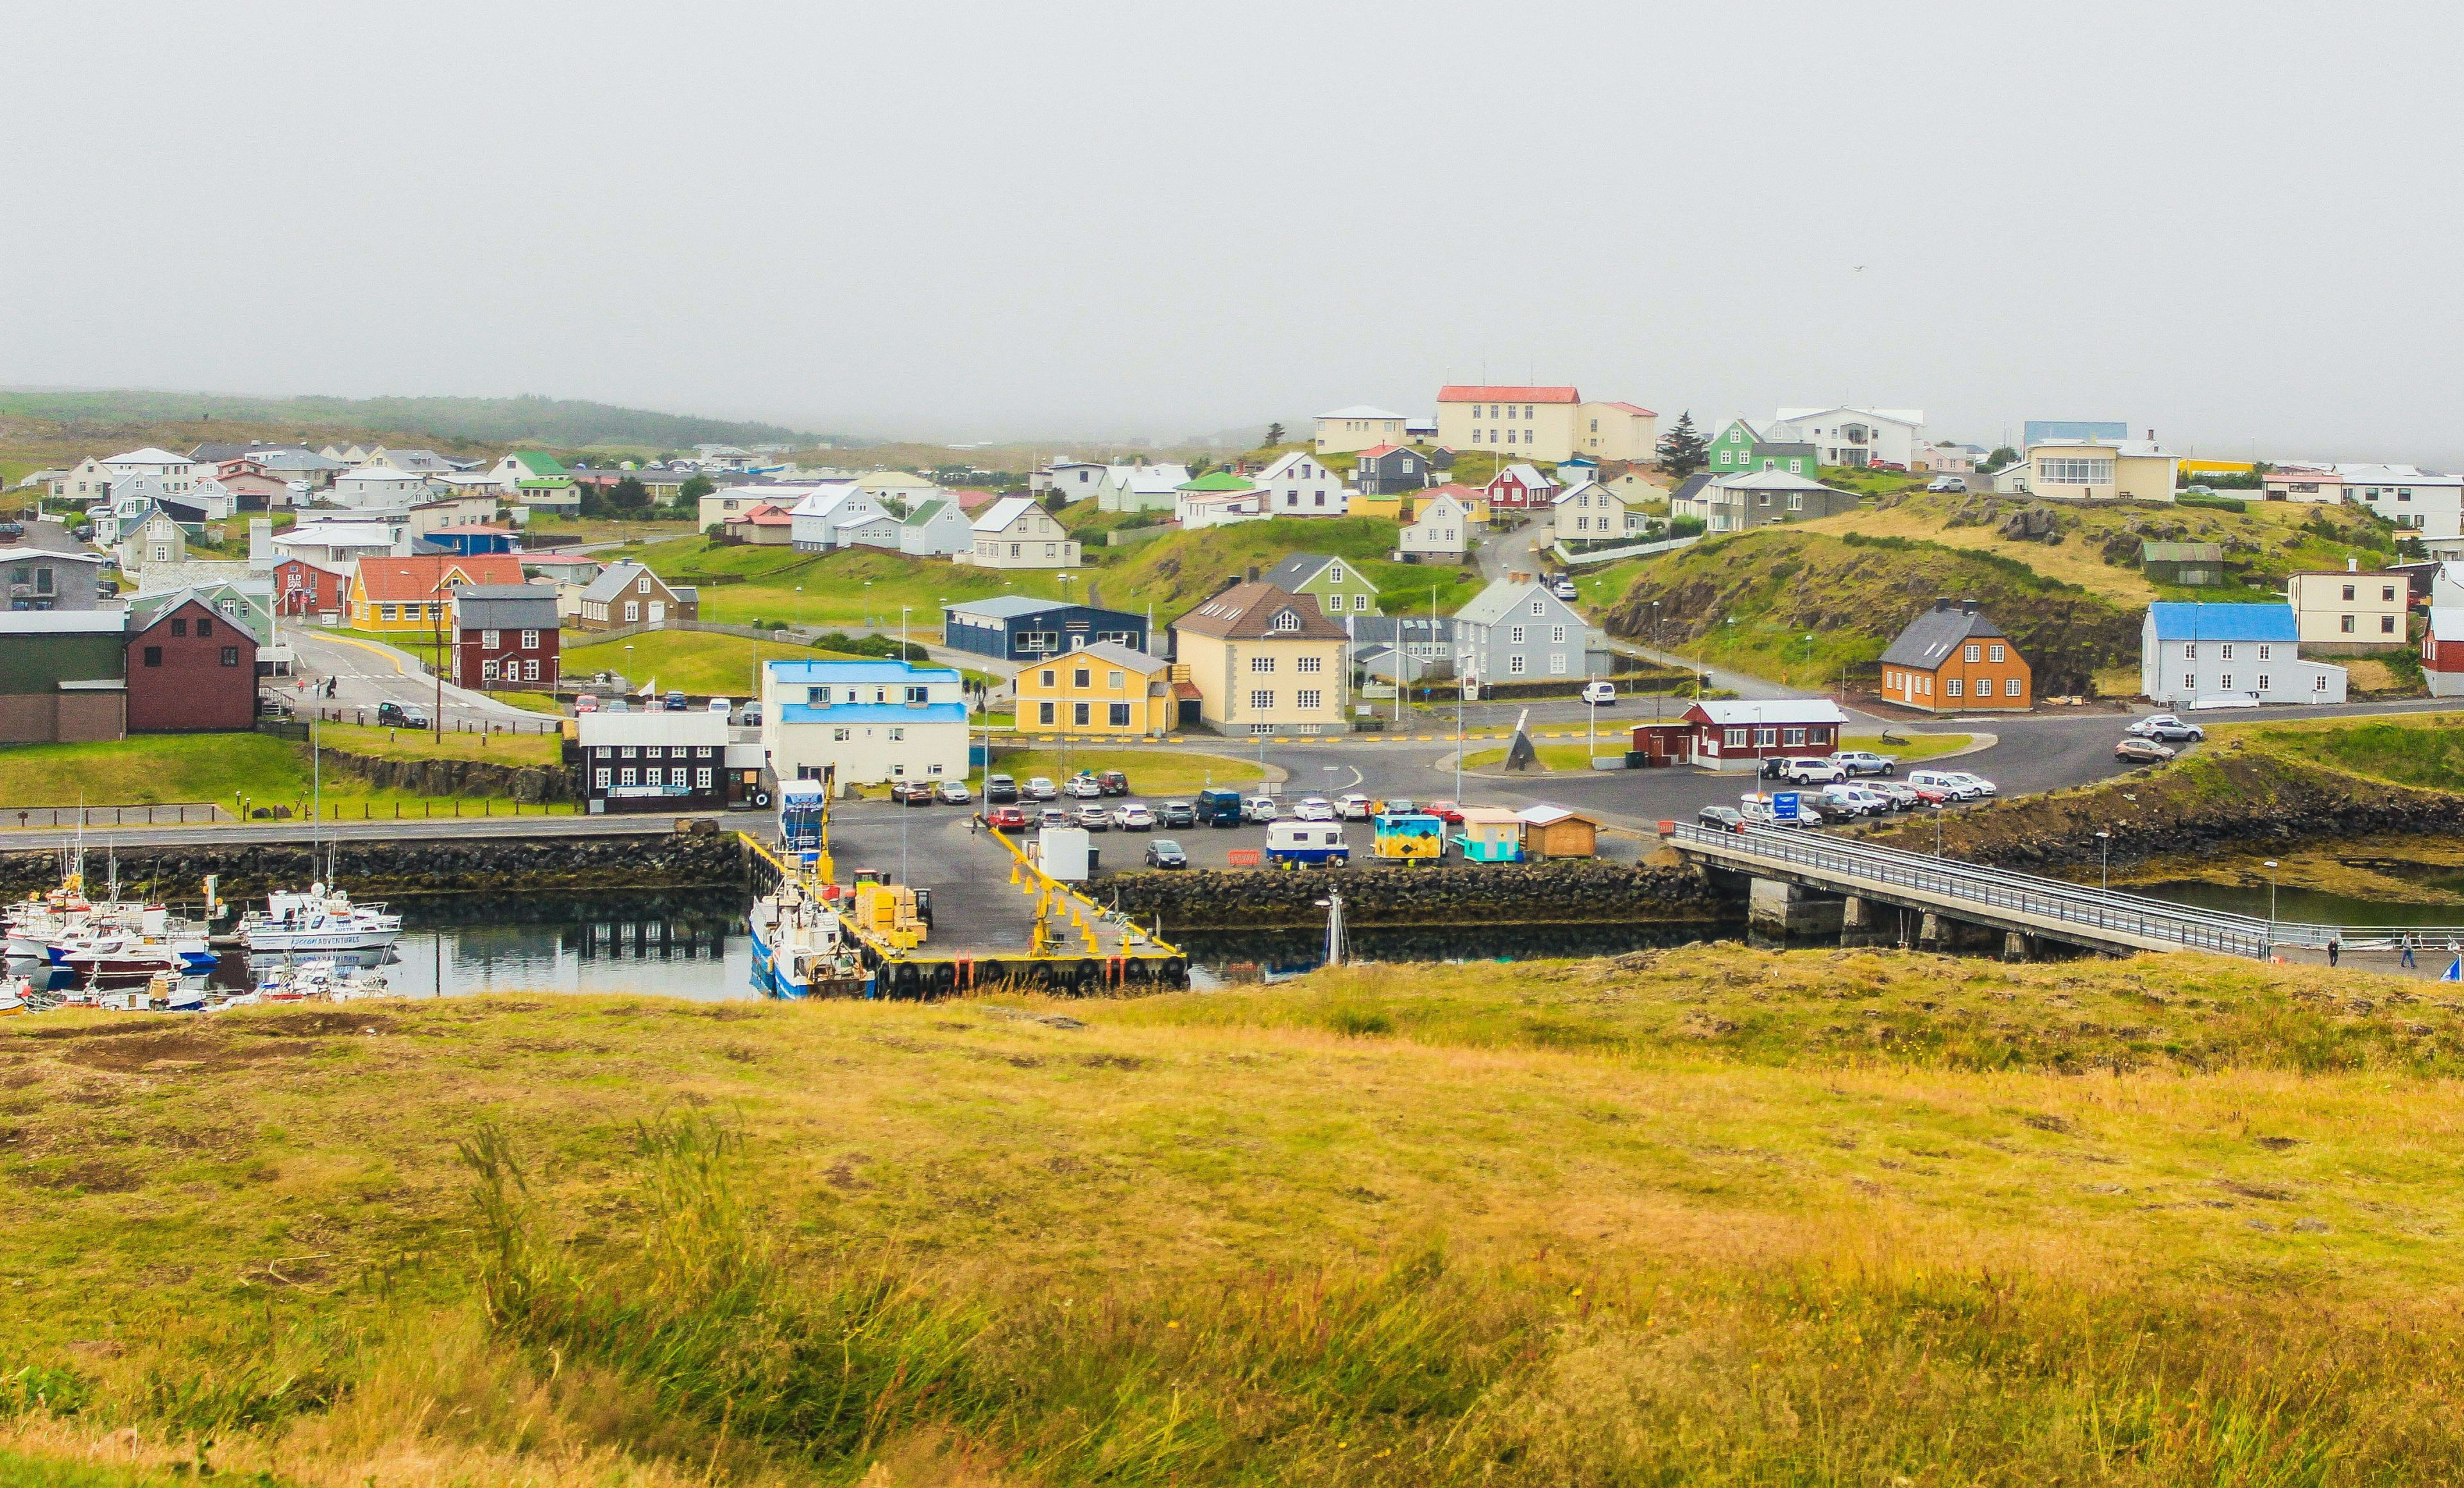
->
[[1, 526, 108, 611], [941, 596, 1149, 661], [1355, 443, 1434, 496]]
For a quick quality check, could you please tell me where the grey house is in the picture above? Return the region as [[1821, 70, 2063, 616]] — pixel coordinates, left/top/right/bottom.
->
[[1698, 468, 1862, 534], [1349, 614, 1457, 681], [1355, 444, 1434, 496], [1, 526, 108, 611], [1451, 578, 1605, 685]]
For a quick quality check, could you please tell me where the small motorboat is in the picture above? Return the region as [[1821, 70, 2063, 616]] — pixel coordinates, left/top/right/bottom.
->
[[257, 959, 391, 1002]]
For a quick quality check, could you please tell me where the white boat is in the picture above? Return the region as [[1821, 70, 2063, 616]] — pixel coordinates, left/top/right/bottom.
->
[[240, 885, 403, 955], [0, 975, 28, 1015], [256, 959, 391, 1002], [749, 879, 869, 999]]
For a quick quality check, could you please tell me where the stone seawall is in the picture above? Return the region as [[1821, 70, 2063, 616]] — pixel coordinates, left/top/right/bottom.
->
[[0, 828, 744, 899], [321, 748, 577, 804], [1099, 860, 1727, 930]]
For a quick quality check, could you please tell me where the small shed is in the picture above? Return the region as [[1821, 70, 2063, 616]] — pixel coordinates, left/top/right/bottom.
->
[[1517, 805, 1599, 860], [1453, 807, 1525, 864], [2141, 541, 2230, 587]]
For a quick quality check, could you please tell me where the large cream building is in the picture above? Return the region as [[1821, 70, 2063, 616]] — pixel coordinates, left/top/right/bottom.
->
[[1435, 386, 1656, 463], [1313, 406, 1411, 454], [2015, 438, 2180, 502], [1169, 581, 1350, 736]]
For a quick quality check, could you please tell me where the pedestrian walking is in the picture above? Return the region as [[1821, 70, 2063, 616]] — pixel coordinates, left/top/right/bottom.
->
[[2402, 933, 2417, 968], [2327, 936, 2341, 968]]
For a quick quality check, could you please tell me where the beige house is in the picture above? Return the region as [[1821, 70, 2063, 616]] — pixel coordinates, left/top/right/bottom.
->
[[1313, 406, 1410, 454], [2288, 564, 2409, 652], [1550, 479, 1647, 541], [2018, 438, 2179, 502], [1399, 492, 1473, 559], [697, 487, 770, 529], [1435, 386, 1657, 463], [853, 471, 945, 508], [1170, 581, 1350, 736], [966, 496, 1080, 569]]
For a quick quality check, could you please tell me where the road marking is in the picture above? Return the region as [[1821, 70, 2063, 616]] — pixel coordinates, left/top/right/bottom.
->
[[313, 633, 411, 676]]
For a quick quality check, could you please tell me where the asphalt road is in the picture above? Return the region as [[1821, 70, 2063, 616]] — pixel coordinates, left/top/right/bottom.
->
[[275, 626, 559, 732]]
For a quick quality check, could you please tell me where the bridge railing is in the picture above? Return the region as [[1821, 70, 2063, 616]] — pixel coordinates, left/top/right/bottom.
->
[[1671, 823, 2275, 959]]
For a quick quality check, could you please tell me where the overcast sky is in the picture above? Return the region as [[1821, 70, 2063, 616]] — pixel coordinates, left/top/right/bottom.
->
[[8, 1, 2460, 460]]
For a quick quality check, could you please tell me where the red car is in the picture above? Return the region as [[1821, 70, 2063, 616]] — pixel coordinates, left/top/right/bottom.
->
[[1426, 799, 1467, 825], [987, 805, 1029, 832], [1906, 783, 1955, 805]]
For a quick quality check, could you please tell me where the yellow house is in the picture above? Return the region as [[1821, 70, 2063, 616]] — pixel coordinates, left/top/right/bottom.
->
[[1014, 641, 1175, 736], [348, 554, 524, 633], [1169, 581, 1351, 736], [1349, 492, 1405, 521]]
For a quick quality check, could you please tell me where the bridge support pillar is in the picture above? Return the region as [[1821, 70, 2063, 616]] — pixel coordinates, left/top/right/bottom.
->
[[2003, 930, 2036, 962], [1840, 895, 1895, 948], [1750, 877, 1844, 939]]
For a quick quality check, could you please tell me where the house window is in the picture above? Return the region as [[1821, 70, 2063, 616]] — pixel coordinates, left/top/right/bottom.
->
[[619, 768, 637, 786], [637, 576, 650, 594], [1109, 703, 1131, 727], [1754, 727, 1777, 746], [142, 646, 161, 667], [171, 617, 187, 637], [524, 660, 540, 681], [1296, 655, 1322, 673], [1529, 599, 1544, 615], [2182, 644, 2196, 659], [1073, 703, 1090, 726], [1040, 669, 1056, 687], [906, 685, 928, 703], [1552, 625, 1566, 644], [1947, 678, 1964, 697], [696, 768, 714, 789], [2182, 675, 2196, 690], [2343, 585, 2357, 601], [1964, 644, 1980, 663], [1783, 727, 1806, 746], [521, 629, 539, 649], [1251, 656, 1276, 672], [2383, 586, 2399, 603], [481, 629, 500, 649], [2005, 678, 2022, 697], [482, 659, 501, 680], [1988, 644, 2005, 663], [2257, 644, 2270, 661], [2257, 674, 2272, 690], [624, 601, 640, 622], [2038, 458, 2115, 485], [1509, 655, 1527, 675], [644, 767, 663, 787], [595, 768, 611, 789], [1249, 688, 1274, 709], [2220, 644, 2235, 660], [889, 727, 905, 741], [833, 728, 851, 741], [1724, 727, 1748, 747], [1510, 627, 1525, 644], [2220, 673, 2234, 690], [2314, 674, 2329, 691], [2341, 615, 2356, 633], [1272, 610, 1301, 631]]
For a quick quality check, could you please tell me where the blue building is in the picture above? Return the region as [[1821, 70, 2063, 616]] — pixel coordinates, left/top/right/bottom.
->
[[941, 595, 1148, 662], [2138, 603, 2347, 708], [423, 526, 518, 556]]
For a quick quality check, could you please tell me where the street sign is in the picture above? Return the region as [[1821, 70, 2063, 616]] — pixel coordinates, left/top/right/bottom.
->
[[1774, 791, 1801, 820]]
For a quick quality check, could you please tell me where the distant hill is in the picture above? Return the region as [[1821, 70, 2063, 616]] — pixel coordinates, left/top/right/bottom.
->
[[0, 388, 824, 451]]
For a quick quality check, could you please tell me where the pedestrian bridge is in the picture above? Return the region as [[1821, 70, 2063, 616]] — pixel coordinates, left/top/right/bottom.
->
[[1662, 823, 2453, 961]]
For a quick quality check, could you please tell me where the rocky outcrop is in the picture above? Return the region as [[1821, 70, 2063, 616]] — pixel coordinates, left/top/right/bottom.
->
[[0, 827, 744, 898], [321, 749, 576, 803], [1099, 860, 1726, 930]]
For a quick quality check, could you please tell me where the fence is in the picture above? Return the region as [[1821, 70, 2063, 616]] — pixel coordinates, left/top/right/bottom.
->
[[264, 708, 564, 737], [0, 803, 232, 829], [1552, 534, 1700, 568]]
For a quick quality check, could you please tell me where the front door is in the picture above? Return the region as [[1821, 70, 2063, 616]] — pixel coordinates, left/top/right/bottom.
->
[[648, 601, 666, 625]]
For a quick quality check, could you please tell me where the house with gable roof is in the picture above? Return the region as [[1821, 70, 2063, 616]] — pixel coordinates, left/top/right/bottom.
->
[[488, 451, 579, 511], [1169, 581, 1350, 735], [1437, 386, 1657, 461], [896, 497, 973, 556], [1550, 479, 1648, 542], [348, 553, 526, 633], [1095, 463, 1192, 514], [125, 586, 262, 732], [1252, 452, 1349, 517], [1399, 490, 1474, 560], [1484, 463, 1559, 512], [1705, 418, 1817, 479], [1260, 552, 1382, 619], [2140, 603, 2347, 707], [785, 483, 894, 552], [966, 495, 1080, 567], [1767, 407, 1927, 469], [1313, 406, 1410, 455], [1174, 473, 1266, 530], [101, 447, 200, 494], [1353, 443, 1433, 497], [1700, 468, 1862, 532], [1879, 599, 2033, 712], [1453, 574, 1603, 686], [575, 561, 699, 631], [721, 502, 797, 546]]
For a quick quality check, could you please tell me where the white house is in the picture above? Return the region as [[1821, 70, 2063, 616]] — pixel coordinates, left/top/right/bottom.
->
[[334, 465, 437, 513], [896, 497, 973, 556], [1767, 407, 1926, 469], [760, 658, 971, 787], [787, 484, 894, 551], [182, 477, 237, 522], [2338, 465, 2464, 539], [2139, 603, 2346, 708], [2260, 465, 2346, 504], [1550, 479, 1647, 541], [693, 444, 758, 470], [836, 511, 904, 550], [1251, 452, 1349, 517], [966, 495, 1080, 568], [1175, 486, 1268, 530], [271, 518, 410, 567], [1037, 460, 1108, 499], [1399, 491, 1473, 559], [1314, 406, 1410, 455], [100, 447, 199, 493], [853, 470, 943, 508], [361, 447, 455, 475], [1095, 463, 1192, 513]]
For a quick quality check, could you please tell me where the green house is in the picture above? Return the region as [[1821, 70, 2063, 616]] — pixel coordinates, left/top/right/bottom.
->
[[1706, 419, 1817, 479], [1261, 552, 1383, 618]]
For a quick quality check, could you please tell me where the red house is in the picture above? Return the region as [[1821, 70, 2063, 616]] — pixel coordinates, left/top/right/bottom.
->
[[1648, 699, 1849, 774], [2426, 606, 2464, 699], [126, 590, 260, 732], [449, 583, 561, 690], [212, 459, 300, 511], [1484, 463, 1561, 511], [273, 556, 348, 618]]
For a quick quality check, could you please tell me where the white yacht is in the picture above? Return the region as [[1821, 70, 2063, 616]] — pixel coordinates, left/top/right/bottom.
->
[[239, 885, 404, 955]]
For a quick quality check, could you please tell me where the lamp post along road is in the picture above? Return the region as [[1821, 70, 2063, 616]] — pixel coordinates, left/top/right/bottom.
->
[[2096, 830, 2112, 891]]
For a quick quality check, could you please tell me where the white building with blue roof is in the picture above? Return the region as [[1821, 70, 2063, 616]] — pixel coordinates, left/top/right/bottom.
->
[[2140, 603, 2346, 708], [758, 657, 971, 786]]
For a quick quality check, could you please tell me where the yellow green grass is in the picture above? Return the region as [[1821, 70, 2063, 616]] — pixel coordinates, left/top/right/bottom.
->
[[562, 629, 862, 698], [314, 722, 561, 765], [0, 733, 573, 814], [988, 747, 1265, 795], [1844, 730, 1972, 762], [6, 947, 2464, 1484], [484, 688, 568, 716]]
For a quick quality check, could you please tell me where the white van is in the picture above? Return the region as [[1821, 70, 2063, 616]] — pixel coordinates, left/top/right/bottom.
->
[[1738, 792, 1810, 829], [1906, 768, 1981, 800], [1580, 680, 1617, 705]]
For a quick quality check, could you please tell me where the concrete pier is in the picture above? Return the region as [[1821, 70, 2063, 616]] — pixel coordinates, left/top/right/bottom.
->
[[1750, 877, 1845, 937]]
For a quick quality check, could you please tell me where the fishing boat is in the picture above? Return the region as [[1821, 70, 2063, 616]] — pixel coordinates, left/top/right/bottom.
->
[[239, 885, 403, 955], [256, 959, 391, 1002], [749, 877, 870, 998], [0, 975, 29, 1015]]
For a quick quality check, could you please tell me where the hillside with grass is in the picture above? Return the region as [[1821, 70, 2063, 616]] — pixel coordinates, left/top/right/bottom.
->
[[0, 731, 569, 813], [0, 389, 816, 456], [6, 948, 2464, 1485]]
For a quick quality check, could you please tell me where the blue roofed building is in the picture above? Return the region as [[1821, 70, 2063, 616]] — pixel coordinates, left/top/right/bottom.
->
[[2139, 603, 2346, 708], [2023, 420, 2130, 449], [940, 595, 1148, 662], [758, 657, 971, 786]]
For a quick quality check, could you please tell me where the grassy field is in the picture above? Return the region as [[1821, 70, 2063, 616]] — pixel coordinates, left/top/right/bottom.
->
[[314, 722, 562, 765], [1845, 730, 1972, 762], [0, 732, 571, 814], [6, 948, 2464, 1485], [1460, 742, 1622, 770], [562, 630, 864, 697], [988, 747, 1266, 795]]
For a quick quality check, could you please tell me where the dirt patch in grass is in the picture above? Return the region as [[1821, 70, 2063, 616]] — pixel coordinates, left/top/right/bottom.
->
[[14, 1159, 144, 1192], [59, 1032, 319, 1075], [243, 1011, 401, 1038]]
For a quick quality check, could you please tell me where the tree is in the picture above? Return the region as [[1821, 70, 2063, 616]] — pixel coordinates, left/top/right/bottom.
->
[[1043, 490, 1068, 514], [1980, 446, 2019, 474], [1265, 422, 1285, 447], [610, 476, 651, 510], [680, 474, 716, 501], [1655, 411, 1708, 477]]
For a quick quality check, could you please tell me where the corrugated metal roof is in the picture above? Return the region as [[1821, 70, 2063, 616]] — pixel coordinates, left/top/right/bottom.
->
[[2145, 602, 2298, 642]]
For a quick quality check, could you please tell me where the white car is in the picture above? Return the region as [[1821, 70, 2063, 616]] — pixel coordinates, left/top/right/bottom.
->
[[1821, 783, 1892, 817], [1906, 768, 1983, 800], [1294, 796, 1336, 821], [1870, 780, 1922, 810], [1025, 776, 1059, 801], [1580, 680, 1618, 705], [1336, 793, 1374, 819], [1926, 475, 1967, 493], [1945, 771, 1998, 797], [1112, 803, 1154, 831], [1244, 794, 1281, 822], [1064, 775, 1106, 798], [1829, 749, 1897, 777], [1782, 757, 1847, 785], [2126, 714, 2205, 742]]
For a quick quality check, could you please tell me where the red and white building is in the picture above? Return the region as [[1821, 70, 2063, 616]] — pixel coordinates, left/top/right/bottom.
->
[[1484, 463, 1561, 511], [1634, 699, 1849, 774], [211, 458, 302, 510], [2424, 607, 2464, 698], [449, 584, 561, 690], [272, 556, 349, 618]]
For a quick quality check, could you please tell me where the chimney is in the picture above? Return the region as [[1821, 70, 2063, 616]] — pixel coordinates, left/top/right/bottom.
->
[[1933, 597, 1953, 611], [2146, 429, 2155, 442], [1244, 565, 1260, 583], [2348, 556, 2359, 572], [1962, 597, 1978, 614], [1510, 570, 1530, 585]]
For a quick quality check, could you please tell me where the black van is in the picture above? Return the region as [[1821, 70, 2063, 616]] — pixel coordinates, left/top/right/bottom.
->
[[1194, 788, 1246, 828]]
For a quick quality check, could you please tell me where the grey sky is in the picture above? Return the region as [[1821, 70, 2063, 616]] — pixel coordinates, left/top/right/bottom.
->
[[8, 1, 2460, 461]]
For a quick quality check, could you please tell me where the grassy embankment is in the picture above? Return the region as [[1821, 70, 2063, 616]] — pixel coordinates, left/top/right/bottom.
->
[[561, 631, 869, 699], [7, 948, 2464, 1484], [987, 748, 1265, 795], [0, 732, 574, 816], [1461, 731, 1974, 773]]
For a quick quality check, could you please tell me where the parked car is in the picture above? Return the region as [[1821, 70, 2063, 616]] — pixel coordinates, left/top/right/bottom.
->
[[2116, 737, 2177, 764], [893, 780, 936, 805], [1870, 780, 1922, 810], [707, 697, 732, 714], [1097, 770, 1130, 796], [604, 698, 630, 713], [1025, 777, 1059, 801], [1945, 771, 1998, 797], [0, 522, 23, 541], [664, 691, 689, 712], [1580, 680, 1618, 705], [1065, 774, 1105, 799], [1906, 783, 1956, 805], [1294, 796, 1336, 821], [937, 780, 973, 804], [1551, 579, 1579, 601], [1159, 800, 1196, 828], [1379, 798, 1419, 817], [1145, 838, 1189, 869], [1805, 795, 1865, 825], [1820, 783, 1892, 817], [986, 774, 1020, 803], [1906, 768, 1982, 800], [1926, 475, 1966, 493], [737, 702, 762, 727], [1426, 799, 1466, 824], [1697, 805, 1747, 833], [377, 701, 429, 729], [1738, 793, 1810, 830], [988, 805, 1029, 832], [1782, 757, 1847, 785], [1829, 749, 1897, 777], [574, 694, 600, 714], [1113, 803, 1155, 831], [1075, 804, 1111, 832], [1244, 794, 1280, 823], [1870, 460, 1907, 472], [1336, 793, 1374, 819], [2127, 714, 2205, 742], [1037, 806, 1071, 829]]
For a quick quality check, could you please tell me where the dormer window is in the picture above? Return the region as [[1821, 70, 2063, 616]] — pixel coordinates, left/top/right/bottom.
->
[[1272, 610, 1301, 632]]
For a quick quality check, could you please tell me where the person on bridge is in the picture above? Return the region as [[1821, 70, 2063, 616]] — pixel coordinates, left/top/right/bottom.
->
[[2401, 933, 2417, 968], [2327, 936, 2340, 968]]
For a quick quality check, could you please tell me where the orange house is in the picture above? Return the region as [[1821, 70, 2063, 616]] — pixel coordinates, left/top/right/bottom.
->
[[1878, 599, 2033, 712], [348, 554, 525, 633]]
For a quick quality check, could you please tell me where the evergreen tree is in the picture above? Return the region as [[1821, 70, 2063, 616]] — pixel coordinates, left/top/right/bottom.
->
[[1980, 446, 2019, 474], [1265, 422, 1285, 447], [610, 476, 651, 510], [1656, 411, 1708, 477]]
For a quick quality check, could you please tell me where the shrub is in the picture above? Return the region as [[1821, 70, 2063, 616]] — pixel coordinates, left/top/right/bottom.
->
[[2178, 493, 2248, 513]]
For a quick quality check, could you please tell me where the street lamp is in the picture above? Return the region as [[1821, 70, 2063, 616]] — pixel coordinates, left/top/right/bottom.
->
[[2264, 859, 2279, 950], [2095, 830, 2111, 891], [1651, 600, 1664, 723]]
